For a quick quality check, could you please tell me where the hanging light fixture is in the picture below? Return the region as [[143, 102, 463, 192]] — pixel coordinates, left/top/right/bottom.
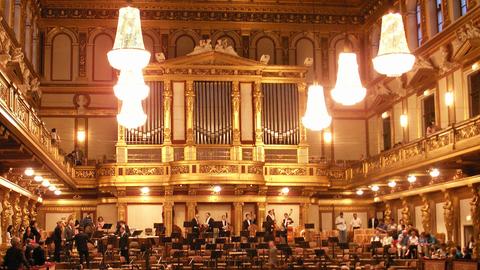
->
[[331, 37, 366, 106], [117, 99, 147, 129], [302, 84, 332, 131], [108, 6, 150, 129], [373, 13, 415, 77]]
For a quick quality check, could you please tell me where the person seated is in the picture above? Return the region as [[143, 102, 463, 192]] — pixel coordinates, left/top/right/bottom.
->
[[397, 230, 409, 258], [376, 219, 387, 233], [370, 230, 383, 256], [406, 231, 419, 258], [32, 241, 46, 266], [462, 247, 472, 259], [3, 237, 30, 270]]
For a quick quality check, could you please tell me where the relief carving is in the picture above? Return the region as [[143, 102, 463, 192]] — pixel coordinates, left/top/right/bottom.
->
[[12, 194, 22, 234], [384, 202, 391, 222], [199, 165, 238, 174], [443, 192, 454, 243], [421, 194, 431, 233], [2, 191, 13, 241], [125, 167, 164, 176], [401, 198, 410, 224], [269, 167, 306, 176]]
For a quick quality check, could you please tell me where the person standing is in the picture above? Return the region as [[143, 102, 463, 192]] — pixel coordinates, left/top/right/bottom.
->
[[281, 213, 293, 243], [191, 213, 200, 237], [74, 228, 91, 269], [205, 212, 214, 233], [220, 215, 229, 232], [242, 213, 253, 231], [265, 210, 275, 235], [119, 225, 130, 264], [335, 212, 347, 244], [350, 213, 362, 231], [53, 221, 63, 262]]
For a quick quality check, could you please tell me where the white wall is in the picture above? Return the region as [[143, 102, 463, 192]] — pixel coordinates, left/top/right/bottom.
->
[[435, 202, 446, 236], [368, 116, 379, 155], [197, 204, 231, 224], [97, 204, 118, 226], [88, 117, 117, 161], [308, 204, 320, 231], [268, 204, 300, 228], [333, 119, 366, 160], [45, 212, 72, 232], [173, 204, 186, 230], [127, 204, 163, 235], [321, 212, 332, 231], [460, 198, 473, 248]]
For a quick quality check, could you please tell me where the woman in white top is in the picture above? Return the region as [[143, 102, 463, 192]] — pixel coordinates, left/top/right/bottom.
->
[[407, 231, 419, 258]]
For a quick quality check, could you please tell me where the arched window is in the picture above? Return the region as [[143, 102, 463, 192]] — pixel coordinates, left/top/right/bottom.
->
[[436, 0, 443, 32], [416, 3, 423, 46], [460, 0, 467, 16]]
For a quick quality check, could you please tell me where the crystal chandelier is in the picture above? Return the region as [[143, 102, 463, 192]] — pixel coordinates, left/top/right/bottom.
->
[[373, 13, 415, 77], [108, 6, 150, 129], [331, 40, 366, 106], [302, 84, 332, 131]]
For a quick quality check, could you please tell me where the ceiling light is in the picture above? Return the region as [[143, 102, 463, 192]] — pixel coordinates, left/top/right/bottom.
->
[[54, 190, 62, 196], [445, 92, 454, 107], [323, 131, 333, 144], [370, 185, 380, 192], [140, 187, 150, 195], [302, 83, 332, 131], [212, 185, 222, 193], [281, 187, 290, 194], [373, 13, 415, 77], [33, 175, 43, 182], [381, 112, 389, 119], [117, 99, 147, 129], [429, 168, 440, 178], [356, 189, 364, 195], [25, 168, 34, 176], [400, 114, 408, 127], [388, 181, 397, 188], [331, 44, 366, 106], [107, 7, 150, 70], [407, 175, 417, 183], [114, 69, 149, 101], [473, 62, 479, 71], [48, 185, 56, 191], [41, 180, 50, 187]]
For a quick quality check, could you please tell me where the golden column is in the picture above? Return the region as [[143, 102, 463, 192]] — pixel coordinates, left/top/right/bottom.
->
[[470, 185, 480, 259], [184, 81, 196, 160], [299, 203, 309, 226], [28, 200, 38, 221], [401, 198, 411, 224], [419, 0, 429, 43], [257, 202, 266, 230], [163, 202, 174, 236], [116, 100, 127, 163], [253, 81, 264, 162], [186, 201, 197, 221], [117, 187, 127, 222], [20, 197, 30, 229], [440, 0, 451, 28], [384, 202, 392, 223], [297, 82, 309, 164], [233, 202, 243, 235], [162, 80, 174, 162], [231, 81, 242, 160], [11, 193, 22, 235]]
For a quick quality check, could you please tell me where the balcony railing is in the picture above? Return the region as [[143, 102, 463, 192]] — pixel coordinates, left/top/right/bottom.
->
[[347, 115, 480, 184]]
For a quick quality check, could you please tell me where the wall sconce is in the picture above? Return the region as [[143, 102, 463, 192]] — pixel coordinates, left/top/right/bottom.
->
[[400, 114, 408, 127], [381, 112, 389, 119], [77, 130, 86, 143], [473, 62, 479, 71], [323, 131, 332, 144], [445, 92, 454, 107]]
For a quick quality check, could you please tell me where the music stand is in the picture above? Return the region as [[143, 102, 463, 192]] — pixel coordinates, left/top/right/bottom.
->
[[171, 232, 181, 239], [206, 243, 217, 250], [219, 230, 230, 238], [240, 243, 250, 250], [131, 230, 143, 237], [328, 236, 339, 258], [255, 231, 265, 238], [211, 250, 223, 269], [294, 237, 305, 244], [173, 251, 185, 270], [102, 223, 113, 232], [339, 242, 349, 256], [223, 243, 233, 250], [240, 231, 249, 238], [315, 249, 327, 270], [172, 242, 183, 250], [183, 221, 192, 228], [231, 236, 241, 242], [216, 238, 226, 244], [304, 223, 314, 229]]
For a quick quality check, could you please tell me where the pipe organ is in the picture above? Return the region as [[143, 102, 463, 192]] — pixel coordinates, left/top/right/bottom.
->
[[262, 83, 299, 145], [194, 81, 233, 144], [118, 51, 308, 163], [125, 81, 164, 145]]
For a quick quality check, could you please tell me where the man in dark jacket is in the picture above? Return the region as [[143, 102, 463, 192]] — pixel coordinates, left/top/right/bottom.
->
[[119, 225, 130, 264], [3, 237, 30, 270], [74, 228, 91, 269], [53, 221, 63, 262]]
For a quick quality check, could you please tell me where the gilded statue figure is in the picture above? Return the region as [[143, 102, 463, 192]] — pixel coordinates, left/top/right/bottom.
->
[[401, 199, 410, 224], [443, 192, 454, 242], [22, 199, 30, 228], [421, 195, 431, 233], [12, 194, 22, 234], [29, 202, 37, 221], [1, 191, 13, 241], [384, 202, 391, 222]]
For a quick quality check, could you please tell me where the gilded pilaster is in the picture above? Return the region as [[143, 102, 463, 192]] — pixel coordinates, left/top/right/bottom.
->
[[1, 190, 13, 243], [253, 81, 264, 162], [186, 201, 197, 221], [117, 203, 126, 222], [470, 185, 480, 259], [257, 202, 266, 230], [185, 80, 196, 160], [231, 80, 242, 160], [233, 202, 243, 235], [420, 194, 432, 233], [162, 80, 174, 162], [441, 0, 451, 28], [419, 0, 429, 43], [443, 191, 454, 244], [299, 203, 309, 226], [116, 122, 127, 163], [163, 201, 173, 236], [297, 82, 308, 164], [29, 200, 37, 221]]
